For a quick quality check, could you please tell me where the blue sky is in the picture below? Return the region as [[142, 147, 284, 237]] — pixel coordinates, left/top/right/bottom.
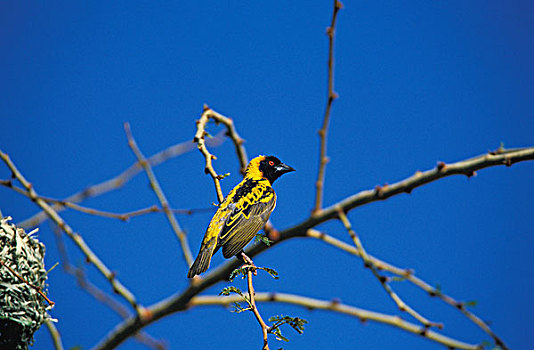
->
[[1, 1, 533, 349]]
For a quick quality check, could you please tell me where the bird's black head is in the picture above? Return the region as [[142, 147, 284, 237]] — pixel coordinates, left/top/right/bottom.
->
[[258, 155, 295, 184]]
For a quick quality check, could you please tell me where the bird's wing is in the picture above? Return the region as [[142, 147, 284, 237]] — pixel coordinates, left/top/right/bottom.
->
[[219, 186, 276, 258]]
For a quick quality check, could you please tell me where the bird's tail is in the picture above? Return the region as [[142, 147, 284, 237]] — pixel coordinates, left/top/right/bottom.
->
[[187, 242, 216, 278]]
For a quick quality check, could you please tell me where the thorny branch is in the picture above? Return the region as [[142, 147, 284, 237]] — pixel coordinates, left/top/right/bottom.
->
[[305, 229, 508, 349], [313, 0, 343, 214], [1, 2, 526, 348], [0, 181, 163, 221], [336, 209, 441, 329], [0, 180, 213, 221], [18, 131, 225, 228], [124, 122, 193, 266], [193, 105, 248, 203], [90, 146, 533, 350], [0, 150, 142, 314], [192, 293, 480, 350], [50, 225, 166, 350]]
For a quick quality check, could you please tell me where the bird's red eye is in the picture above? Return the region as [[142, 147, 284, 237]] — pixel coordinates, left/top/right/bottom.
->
[[269, 160, 274, 166]]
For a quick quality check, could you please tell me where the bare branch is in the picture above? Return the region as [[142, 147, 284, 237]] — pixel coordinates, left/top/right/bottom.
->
[[194, 293, 480, 350], [306, 228, 508, 349], [124, 122, 193, 267], [194, 105, 248, 203], [336, 209, 441, 329], [0, 181, 213, 221], [95, 290, 481, 350], [245, 265, 270, 350], [308, 146, 534, 225], [18, 131, 226, 228], [90, 146, 532, 350], [0, 149, 142, 313], [51, 225, 166, 350], [313, 0, 343, 214]]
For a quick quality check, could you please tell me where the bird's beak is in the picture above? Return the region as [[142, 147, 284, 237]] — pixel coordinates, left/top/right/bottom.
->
[[275, 163, 296, 174]]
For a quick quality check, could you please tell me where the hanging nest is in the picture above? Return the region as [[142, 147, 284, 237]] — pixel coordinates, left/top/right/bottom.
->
[[0, 216, 53, 350]]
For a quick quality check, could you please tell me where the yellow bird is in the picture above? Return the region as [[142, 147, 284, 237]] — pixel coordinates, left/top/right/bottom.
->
[[187, 155, 295, 278]]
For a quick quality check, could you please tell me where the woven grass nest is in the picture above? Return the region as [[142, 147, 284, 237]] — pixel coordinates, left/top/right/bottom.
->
[[0, 217, 53, 350]]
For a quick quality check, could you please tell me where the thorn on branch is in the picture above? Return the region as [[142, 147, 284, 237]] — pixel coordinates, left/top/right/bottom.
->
[[504, 157, 512, 167], [374, 185, 382, 196], [403, 269, 414, 277], [437, 161, 446, 171], [466, 171, 477, 178]]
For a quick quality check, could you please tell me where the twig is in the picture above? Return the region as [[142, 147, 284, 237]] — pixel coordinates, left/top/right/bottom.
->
[[193, 293, 480, 350], [305, 146, 534, 229], [51, 225, 167, 350], [94, 289, 481, 350], [193, 105, 248, 203], [313, 0, 343, 214], [245, 265, 270, 350], [90, 146, 533, 350], [49, 201, 160, 221], [45, 320, 64, 350], [0, 182, 162, 221], [124, 122, 193, 267], [18, 131, 226, 228], [0, 257, 54, 306], [0, 149, 141, 313], [306, 228, 508, 349], [0, 181, 214, 220], [336, 209, 441, 329]]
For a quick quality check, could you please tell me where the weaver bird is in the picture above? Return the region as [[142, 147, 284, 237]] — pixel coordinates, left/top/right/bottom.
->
[[187, 155, 295, 278]]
